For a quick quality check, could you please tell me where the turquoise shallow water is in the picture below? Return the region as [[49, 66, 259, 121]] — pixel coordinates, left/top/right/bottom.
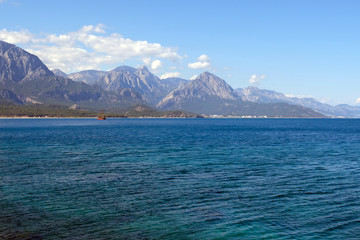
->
[[1, 118, 360, 239]]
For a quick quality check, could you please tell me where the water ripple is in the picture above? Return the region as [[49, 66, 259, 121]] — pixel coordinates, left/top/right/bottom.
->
[[1, 118, 360, 239]]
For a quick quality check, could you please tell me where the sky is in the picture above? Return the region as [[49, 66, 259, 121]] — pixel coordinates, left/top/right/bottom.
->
[[0, 0, 360, 105]]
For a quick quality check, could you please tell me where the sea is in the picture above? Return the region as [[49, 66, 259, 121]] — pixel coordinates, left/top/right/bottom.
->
[[1, 118, 360, 240]]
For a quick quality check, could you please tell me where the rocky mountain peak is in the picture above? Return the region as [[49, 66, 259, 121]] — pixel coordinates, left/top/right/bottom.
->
[[0, 41, 15, 54], [67, 70, 107, 85], [157, 72, 241, 109], [0, 40, 53, 84], [192, 71, 240, 100], [112, 65, 136, 73], [96, 65, 166, 105], [198, 71, 211, 77], [194, 71, 217, 82], [138, 65, 149, 70], [135, 65, 151, 77], [52, 69, 68, 78]]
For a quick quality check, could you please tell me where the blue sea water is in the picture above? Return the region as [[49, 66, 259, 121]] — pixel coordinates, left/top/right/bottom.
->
[[1, 118, 360, 239]]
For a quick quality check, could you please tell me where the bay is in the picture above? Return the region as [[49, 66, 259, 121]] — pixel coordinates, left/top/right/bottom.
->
[[1, 118, 360, 239]]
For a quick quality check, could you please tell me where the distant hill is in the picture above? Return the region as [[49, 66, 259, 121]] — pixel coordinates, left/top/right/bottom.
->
[[0, 101, 98, 117], [237, 86, 360, 118], [0, 101, 200, 118], [52, 69, 68, 78], [68, 70, 107, 85], [116, 104, 203, 118], [158, 72, 324, 117]]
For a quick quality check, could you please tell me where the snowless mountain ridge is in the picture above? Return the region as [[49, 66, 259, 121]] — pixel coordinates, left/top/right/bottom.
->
[[59, 66, 360, 117], [0, 40, 356, 117]]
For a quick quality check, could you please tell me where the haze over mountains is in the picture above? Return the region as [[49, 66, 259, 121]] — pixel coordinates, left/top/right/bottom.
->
[[236, 86, 360, 118], [1, 40, 359, 117]]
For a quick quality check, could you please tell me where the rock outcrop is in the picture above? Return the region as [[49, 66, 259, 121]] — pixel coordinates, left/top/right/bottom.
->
[[96, 66, 175, 104], [68, 70, 107, 85]]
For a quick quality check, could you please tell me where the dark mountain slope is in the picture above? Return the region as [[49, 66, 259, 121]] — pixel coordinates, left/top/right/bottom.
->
[[0, 40, 143, 108]]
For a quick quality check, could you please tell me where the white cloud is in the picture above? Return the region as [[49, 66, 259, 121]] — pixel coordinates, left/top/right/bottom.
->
[[0, 29, 33, 44], [27, 46, 110, 72], [188, 54, 211, 69], [79, 24, 106, 34], [356, 98, 360, 104], [0, 24, 182, 73], [150, 59, 162, 70], [197, 54, 210, 62], [190, 74, 198, 80], [0, 0, 19, 5], [188, 61, 211, 69], [142, 57, 151, 65], [249, 74, 266, 85], [160, 72, 181, 79]]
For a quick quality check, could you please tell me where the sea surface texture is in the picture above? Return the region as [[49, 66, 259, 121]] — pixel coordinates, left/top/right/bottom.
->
[[1, 118, 360, 239]]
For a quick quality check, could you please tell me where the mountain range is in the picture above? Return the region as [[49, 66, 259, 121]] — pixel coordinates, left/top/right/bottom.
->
[[236, 86, 360, 118], [50, 67, 323, 117], [1, 40, 358, 117], [0, 41, 146, 110], [156, 72, 323, 117]]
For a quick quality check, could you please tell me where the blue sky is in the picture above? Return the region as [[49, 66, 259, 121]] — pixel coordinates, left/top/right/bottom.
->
[[1, 0, 360, 105]]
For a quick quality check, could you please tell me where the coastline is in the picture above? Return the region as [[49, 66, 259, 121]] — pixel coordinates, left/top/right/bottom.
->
[[0, 116, 341, 119], [0, 116, 97, 119]]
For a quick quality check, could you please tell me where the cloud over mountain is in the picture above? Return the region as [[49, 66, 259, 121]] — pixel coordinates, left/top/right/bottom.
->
[[0, 24, 182, 73], [160, 72, 181, 79], [0, 29, 33, 44], [188, 54, 211, 69], [249, 74, 266, 85], [150, 59, 162, 70]]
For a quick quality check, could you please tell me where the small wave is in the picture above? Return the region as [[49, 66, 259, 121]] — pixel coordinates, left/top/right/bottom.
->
[[321, 219, 360, 233], [273, 194, 290, 198], [304, 191, 332, 195]]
